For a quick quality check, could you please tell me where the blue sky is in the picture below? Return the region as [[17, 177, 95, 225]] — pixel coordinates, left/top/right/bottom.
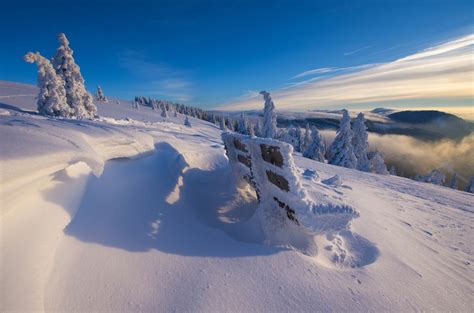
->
[[1, 0, 472, 110]]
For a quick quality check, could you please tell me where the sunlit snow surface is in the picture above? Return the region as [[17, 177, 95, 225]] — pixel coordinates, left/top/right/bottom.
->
[[1, 81, 473, 312]]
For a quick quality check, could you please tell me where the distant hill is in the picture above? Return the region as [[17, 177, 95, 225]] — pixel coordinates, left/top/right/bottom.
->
[[388, 110, 474, 139]]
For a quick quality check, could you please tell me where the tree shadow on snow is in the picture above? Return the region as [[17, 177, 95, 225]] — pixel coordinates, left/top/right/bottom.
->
[[60, 142, 282, 258]]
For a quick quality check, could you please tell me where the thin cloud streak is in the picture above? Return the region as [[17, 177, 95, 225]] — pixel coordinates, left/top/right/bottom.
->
[[344, 45, 372, 56], [220, 34, 474, 111]]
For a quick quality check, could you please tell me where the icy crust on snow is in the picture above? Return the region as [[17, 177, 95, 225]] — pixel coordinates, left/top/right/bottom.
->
[[222, 132, 359, 245]]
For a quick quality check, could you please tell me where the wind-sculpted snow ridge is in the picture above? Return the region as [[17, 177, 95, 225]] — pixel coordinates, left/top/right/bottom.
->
[[222, 132, 359, 255]]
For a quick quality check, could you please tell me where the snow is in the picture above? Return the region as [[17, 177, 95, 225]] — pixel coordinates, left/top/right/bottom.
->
[[1, 81, 473, 312]]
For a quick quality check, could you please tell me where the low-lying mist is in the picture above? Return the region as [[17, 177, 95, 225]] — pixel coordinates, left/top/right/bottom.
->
[[320, 130, 474, 188]]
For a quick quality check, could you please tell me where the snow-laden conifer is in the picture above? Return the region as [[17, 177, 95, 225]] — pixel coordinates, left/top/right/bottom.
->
[[302, 123, 311, 152], [370, 151, 389, 175], [219, 117, 227, 130], [161, 104, 168, 118], [52, 33, 96, 118], [24, 52, 71, 117], [352, 112, 370, 171], [465, 176, 474, 193], [389, 165, 397, 176], [449, 173, 458, 189], [237, 113, 249, 134], [303, 126, 326, 162], [329, 109, 357, 168], [184, 115, 191, 127], [254, 118, 262, 137], [96, 85, 107, 102], [415, 169, 445, 185], [260, 90, 277, 138]]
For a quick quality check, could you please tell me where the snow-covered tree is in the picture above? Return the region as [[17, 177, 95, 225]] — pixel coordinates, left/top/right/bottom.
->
[[133, 99, 140, 109], [329, 110, 357, 168], [254, 118, 262, 137], [370, 151, 389, 175], [52, 33, 96, 118], [303, 126, 326, 162], [352, 112, 370, 172], [260, 90, 277, 138], [449, 173, 458, 189], [161, 104, 168, 118], [219, 117, 227, 131], [279, 125, 302, 152], [415, 169, 445, 185], [184, 115, 191, 127], [465, 176, 474, 193], [389, 165, 397, 176], [24, 52, 71, 117], [302, 123, 311, 152], [96, 85, 107, 102], [237, 113, 249, 134]]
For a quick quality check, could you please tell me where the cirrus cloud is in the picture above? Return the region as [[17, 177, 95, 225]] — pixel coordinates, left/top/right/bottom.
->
[[219, 34, 474, 112]]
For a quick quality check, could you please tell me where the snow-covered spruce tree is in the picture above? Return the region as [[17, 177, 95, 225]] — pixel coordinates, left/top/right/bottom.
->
[[465, 176, 474, 193], [279, 125, 302, 152], [96, 85, 107, 102], [370, 151, 389, 175], [237, 113, 249, 134], [415, 169, 445, 185], [161, 104, 168, 118], [302, 123, 311, 152], [260, 90, 277, 138], [389, 165, 397, 176], [184, 115, 191, 127], [329, 109, 357, 168], [254, 118, 262, 137], [24, 52, 71, 117], [449, 173, 458, 189], [352, 112, 370, 172], [303, 126, 326, 162], [52, 33, 96, 118], [219, 117, 227, 130]]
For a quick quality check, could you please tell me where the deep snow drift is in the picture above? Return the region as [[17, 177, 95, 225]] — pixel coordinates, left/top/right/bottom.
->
[[1, 81, 473, 312]]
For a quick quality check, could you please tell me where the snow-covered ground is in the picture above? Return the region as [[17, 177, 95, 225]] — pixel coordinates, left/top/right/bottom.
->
[[1, 81, 473, 312]]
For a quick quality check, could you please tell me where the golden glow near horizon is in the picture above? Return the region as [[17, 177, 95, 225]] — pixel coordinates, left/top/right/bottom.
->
[[220, 34, 474, 117]]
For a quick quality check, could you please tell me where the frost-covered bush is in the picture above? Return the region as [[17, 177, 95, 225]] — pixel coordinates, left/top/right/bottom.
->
[[370, 151, 389, 175], [24, 52, 72, 117], [96, 85, 108, 102], [352, 113, 370, 172], [260, 90, 277, 138], [52, 33, 96, 118], [329, 109, 357, 168], [303, 126, 326, 162], [415, 169, 446, 185]]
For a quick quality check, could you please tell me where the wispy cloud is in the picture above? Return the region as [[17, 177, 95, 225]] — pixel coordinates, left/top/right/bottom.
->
[[118, 50, 192, 102], [343, 45, 372, 56], [220, 34, 474, 111]]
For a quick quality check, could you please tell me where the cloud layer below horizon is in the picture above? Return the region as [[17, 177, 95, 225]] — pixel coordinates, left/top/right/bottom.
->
[[219, 34, 474, 112]]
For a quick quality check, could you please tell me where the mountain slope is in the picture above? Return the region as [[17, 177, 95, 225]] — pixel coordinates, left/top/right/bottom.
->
[[1, 81, 473, 312]]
